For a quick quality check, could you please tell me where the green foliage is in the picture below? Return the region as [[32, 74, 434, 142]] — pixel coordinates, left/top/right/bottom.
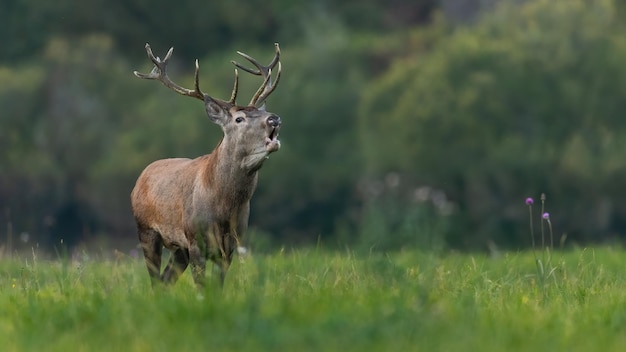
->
[[357, 202, 449, 253], [4, 0, 626, 251], [2, 248, 626, 351], [0, 0, 434, 64], [0, 34, 147, 246], [359, 0, 626, 248], [3, 1, 431, 249], [355, 179, 453, 252], [250, 30, 369, 241], [0, 64, 46, 175]]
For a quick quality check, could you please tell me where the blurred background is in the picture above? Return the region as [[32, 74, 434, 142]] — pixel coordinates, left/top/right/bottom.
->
[[2, 0, 626, 255]]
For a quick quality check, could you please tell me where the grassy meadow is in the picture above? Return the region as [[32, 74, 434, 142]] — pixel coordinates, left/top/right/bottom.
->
[[1, 246, 626, 351]]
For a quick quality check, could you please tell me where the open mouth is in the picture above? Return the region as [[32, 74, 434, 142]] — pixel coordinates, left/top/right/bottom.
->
[[265, 127, 281, 152], [266, 127, 279, 144]]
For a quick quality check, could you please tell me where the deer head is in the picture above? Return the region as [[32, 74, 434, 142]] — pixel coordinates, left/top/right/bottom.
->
[[133, 43, 282, 172]]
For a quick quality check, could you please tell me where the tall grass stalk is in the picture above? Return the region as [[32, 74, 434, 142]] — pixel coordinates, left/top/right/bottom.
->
[[527, 194, 559, 296]]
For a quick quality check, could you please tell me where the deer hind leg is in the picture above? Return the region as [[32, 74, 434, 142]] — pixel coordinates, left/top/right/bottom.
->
[[161, 248, 189, 284], [138, 227, 163, 287]]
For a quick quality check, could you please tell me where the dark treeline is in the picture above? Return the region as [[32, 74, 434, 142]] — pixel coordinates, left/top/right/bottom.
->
[[2, 0, 626, 254]]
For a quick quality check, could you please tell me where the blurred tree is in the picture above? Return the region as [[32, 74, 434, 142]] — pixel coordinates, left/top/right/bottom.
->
[[0, 0, 438, 64], [0, 34, 147, 249], [239, 16, 369, 244], [0, 60, 48, 241], [359, 0, 626, 248], [12, 0, 626, 253]]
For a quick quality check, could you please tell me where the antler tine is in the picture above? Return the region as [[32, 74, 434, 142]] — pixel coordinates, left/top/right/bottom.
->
[[232, 43, 280, 76], [248, 68, 273, 107], [256, 62, 281, 106], [232, 54, 263, 75], [231, 43, 281, 106], [133, 43, 205, 102], [228, 68, 239, 105], [193, 59, 202, 97]]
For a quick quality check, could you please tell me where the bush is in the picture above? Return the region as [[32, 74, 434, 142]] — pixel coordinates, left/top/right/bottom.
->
[[359, 0, 626, 248]]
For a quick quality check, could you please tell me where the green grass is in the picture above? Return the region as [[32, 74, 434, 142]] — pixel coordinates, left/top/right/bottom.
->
[[1, 247, 626, 351]]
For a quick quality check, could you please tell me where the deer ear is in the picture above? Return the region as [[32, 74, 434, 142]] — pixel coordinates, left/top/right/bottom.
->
[[204, 96, 229, 124]]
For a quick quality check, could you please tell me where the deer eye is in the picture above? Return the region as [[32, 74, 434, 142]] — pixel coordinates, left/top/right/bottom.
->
[[235, 117, 244, 123]]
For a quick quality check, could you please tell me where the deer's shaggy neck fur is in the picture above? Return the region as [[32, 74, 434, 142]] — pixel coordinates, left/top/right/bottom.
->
[[200, 138, 261, 219]]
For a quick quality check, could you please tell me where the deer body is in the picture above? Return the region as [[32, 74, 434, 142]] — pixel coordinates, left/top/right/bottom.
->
[[130, 43, 282, 286]]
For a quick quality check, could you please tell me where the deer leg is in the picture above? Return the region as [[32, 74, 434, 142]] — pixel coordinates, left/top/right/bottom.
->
[[189, 243, 206, 287], [218, 259, 231, 286], [138, 227, 163, 287], [217, 234, 236, 285], [161, 248, 190, 284]]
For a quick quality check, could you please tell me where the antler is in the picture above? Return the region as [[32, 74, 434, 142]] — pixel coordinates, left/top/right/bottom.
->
[[134, 43, 207, 101], [134, 43, 279, 107], [134, 43, 242, 105], [231, 43, 282, 107]]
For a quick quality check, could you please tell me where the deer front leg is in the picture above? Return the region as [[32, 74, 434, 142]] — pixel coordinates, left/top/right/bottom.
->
[[216, 232, 238, 285], [189, 241, 206, 287], [218, 259, 231, 286], [161, 247, 190, 284]]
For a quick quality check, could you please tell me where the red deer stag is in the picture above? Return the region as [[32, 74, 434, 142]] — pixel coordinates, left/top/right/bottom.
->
[[130, 43, 282, 287]]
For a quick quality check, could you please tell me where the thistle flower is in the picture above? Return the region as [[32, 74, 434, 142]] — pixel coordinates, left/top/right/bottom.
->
[[525, 197, 534, 205], [542, 212, 550, 220]]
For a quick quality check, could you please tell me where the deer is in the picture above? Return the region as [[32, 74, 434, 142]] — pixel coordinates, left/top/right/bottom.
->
[[130, 42, 282, 287]]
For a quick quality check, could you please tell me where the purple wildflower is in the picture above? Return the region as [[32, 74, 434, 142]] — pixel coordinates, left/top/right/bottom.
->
[[525, 197, 534, 205], [542, 212, 550, 220]]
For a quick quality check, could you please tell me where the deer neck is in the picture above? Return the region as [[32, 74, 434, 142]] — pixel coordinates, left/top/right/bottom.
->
[[202, 138, 260, 199]]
